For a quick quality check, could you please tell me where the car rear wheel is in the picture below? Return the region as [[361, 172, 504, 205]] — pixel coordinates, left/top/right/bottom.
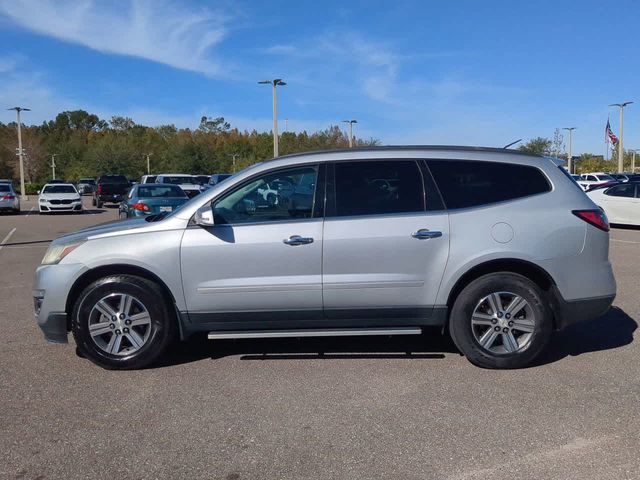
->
[[72, 275, 175, 369], [448, 272, 552, 369]]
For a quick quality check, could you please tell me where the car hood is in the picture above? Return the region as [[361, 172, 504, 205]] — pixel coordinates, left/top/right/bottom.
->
[[40, 193, 79, 200], [53, 218, 149, 245]]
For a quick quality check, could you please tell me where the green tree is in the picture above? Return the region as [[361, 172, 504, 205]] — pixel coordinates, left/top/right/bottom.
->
[[519, 137, 553, 155]]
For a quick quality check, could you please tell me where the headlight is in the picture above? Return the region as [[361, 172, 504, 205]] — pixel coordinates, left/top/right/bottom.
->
[[41, 241, 85, 265]]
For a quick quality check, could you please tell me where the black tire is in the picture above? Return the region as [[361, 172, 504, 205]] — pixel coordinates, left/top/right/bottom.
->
[[92, 197, 96, 206], [72, 275, 175, 369], [448, 272, 552, 369], [96, 200, 103, 208], [119, 211, 127, 220]]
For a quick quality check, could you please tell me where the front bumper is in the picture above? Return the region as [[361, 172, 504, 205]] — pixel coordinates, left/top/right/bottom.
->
[[33, 263, 88, 343], [550, 286, 615, 330], [39, 200, 82, 212]]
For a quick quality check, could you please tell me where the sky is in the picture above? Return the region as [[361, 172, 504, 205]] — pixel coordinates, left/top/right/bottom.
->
[[0, 0, 639, 154]]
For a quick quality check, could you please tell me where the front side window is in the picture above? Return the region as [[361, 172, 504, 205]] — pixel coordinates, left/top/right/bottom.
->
[[332, 160, 424, 217], [213, 165, 319, 224], [428, 160, 551, 209], [605, 184, 636, 198]]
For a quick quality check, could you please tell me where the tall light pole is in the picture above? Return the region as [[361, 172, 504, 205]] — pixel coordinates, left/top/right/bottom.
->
[[630, 149, 638, 173], [144, 153, 153, 174], [609, 101, 633, 173], [50, 154, 60, 179], [562, 127, 576, 173], [341, 119, 358, 148], [8, 107, 30, 198], [258, 79, 286, 157], [228, 153, 240, 173]]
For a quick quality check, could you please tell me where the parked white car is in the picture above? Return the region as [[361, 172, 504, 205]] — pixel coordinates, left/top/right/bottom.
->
[[38, 183, 83, 214], [155, 174, 202, 198], [578, 172, 616, 191], [587, 182, 640, 226]]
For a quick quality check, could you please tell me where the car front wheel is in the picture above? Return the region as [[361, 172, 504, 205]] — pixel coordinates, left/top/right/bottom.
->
[[448, 272, 552, 369], [72, 275, 175, 369]]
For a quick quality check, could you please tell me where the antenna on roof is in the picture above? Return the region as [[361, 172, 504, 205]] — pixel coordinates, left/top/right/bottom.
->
[[503, 139, 523, 149]]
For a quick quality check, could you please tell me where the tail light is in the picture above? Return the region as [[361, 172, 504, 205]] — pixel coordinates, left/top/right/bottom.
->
[[97, 185, 103, 194], [2, 195, 15, 200], [132, 202, 150, 212], [572, 209, 610, 232]]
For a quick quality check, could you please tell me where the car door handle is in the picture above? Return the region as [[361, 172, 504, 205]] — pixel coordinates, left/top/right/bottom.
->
[[412, 229, 442, 239], [283, 235, 314, 246]]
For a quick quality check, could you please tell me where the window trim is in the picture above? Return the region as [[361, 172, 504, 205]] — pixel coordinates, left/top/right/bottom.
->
[[326, 158, 427, 219], [604, 184, 637, 198], [206, 162, 324, 227]]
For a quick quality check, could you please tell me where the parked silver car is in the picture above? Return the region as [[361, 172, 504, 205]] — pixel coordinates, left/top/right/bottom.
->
[[0, 181, 20, 214], [33, 146, 616, 369]]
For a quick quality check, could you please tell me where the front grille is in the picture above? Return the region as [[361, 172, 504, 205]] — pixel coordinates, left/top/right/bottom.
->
[[49, 199, 73, 205]]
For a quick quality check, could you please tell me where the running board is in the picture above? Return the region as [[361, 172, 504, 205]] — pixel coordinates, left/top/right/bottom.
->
[[207, 327, 422, 340]]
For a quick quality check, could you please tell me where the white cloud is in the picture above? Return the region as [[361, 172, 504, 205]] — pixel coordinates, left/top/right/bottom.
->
[[0, 0, 229, 76]]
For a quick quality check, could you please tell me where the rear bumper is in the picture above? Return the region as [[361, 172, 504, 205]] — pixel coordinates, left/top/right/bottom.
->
[[550, 286, 615, 330]]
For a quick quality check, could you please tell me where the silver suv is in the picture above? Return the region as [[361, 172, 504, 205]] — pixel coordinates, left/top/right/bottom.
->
[[33, 147, 616, 369]]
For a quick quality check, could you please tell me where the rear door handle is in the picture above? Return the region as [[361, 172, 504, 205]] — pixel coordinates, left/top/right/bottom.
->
[[412, 229, 442, 239], [283, 235, 314, 246]]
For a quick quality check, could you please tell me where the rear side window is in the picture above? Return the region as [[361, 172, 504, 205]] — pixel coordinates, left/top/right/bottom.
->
[[605, 184, 636, 198], [428, 160, 551, 209], [333, 160, 424, 217]]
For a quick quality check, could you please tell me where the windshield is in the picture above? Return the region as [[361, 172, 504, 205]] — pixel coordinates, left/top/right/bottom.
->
[[160, 176, 194, 185], [596, 174, 615, 181], [80, 179, 95, 184], [43, 185, 77, 194], [193, 176, 210, 186], [138, 185, 187, 198]]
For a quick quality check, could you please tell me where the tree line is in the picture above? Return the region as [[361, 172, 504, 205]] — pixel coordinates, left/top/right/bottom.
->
[[0, 110, 379, 187]]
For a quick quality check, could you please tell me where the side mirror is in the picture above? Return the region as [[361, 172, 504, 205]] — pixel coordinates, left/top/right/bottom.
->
[[37, 190, 41, 194], [194, 204, 215, 227]]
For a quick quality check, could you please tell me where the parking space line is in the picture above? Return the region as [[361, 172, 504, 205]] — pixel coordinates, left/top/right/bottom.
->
[[0, 228, 16, 251], [611, 239, 640, 245], [25, 206, 34, 217]]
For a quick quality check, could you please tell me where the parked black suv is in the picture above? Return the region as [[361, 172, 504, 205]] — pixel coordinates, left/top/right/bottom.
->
[[93, 175, 130, 208]]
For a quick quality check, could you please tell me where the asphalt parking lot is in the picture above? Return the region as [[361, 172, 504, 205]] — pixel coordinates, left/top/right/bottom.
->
[[1, 197, 639, 480]]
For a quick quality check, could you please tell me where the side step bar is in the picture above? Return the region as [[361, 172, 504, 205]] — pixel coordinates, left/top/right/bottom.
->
[[207, 327, 422, 340]]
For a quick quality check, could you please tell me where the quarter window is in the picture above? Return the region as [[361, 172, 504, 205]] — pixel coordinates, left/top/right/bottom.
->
[[427, 160, 551, 209], [605, 184, 636, 198], [213, 165, 319, 224], [333, 160, 424, 217]]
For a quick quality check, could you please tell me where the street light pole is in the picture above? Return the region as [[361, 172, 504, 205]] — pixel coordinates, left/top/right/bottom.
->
[[8, 106, 30, 199], [258, 79, 286, 157], [228, 153, 240, 173], [50, 154, 60, 179], [609, 101, 633, 173], [145, 153, 153, 174], [341, 120, 358, 148], [562, 127, 576, 173]]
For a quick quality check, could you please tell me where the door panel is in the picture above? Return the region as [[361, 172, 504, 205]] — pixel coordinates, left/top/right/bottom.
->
[[322, 213, 449, 315], [181, 220, 323, 316]]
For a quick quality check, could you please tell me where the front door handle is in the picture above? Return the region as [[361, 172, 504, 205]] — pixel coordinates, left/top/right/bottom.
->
[[412, 229, 442, 240], [283, 235, 314, 246]]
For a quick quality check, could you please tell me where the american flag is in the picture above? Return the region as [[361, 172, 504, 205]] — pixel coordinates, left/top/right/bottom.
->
[[605, 119, 618, 145]]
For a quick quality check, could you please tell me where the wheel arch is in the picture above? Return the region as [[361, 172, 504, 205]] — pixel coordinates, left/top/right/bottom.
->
[[65, 264, 179, 331], [445, 258, 557, 326]]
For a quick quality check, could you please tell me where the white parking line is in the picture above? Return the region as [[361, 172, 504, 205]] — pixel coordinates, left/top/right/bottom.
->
[[25, 206, 35, 217], [611, 238, 640, 245], [0, 227, 16, 251]]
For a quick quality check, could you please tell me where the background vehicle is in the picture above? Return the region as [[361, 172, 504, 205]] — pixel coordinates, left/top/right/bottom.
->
[[0, 182, 20, 214], [609, 173, 629, 182], [38, 183, 82, 214], [578, 172, 616, 191], [155, 174, 202, 198], [140, 175, 157, 184], [93, 174, 130, 208], [587, 181, 640, 226], [119, 184, 189, 219], [77, 178, 96, 195], [204, 173, 232, 191], [192, 175, 211, 188], [33, 147, 616, 370]]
